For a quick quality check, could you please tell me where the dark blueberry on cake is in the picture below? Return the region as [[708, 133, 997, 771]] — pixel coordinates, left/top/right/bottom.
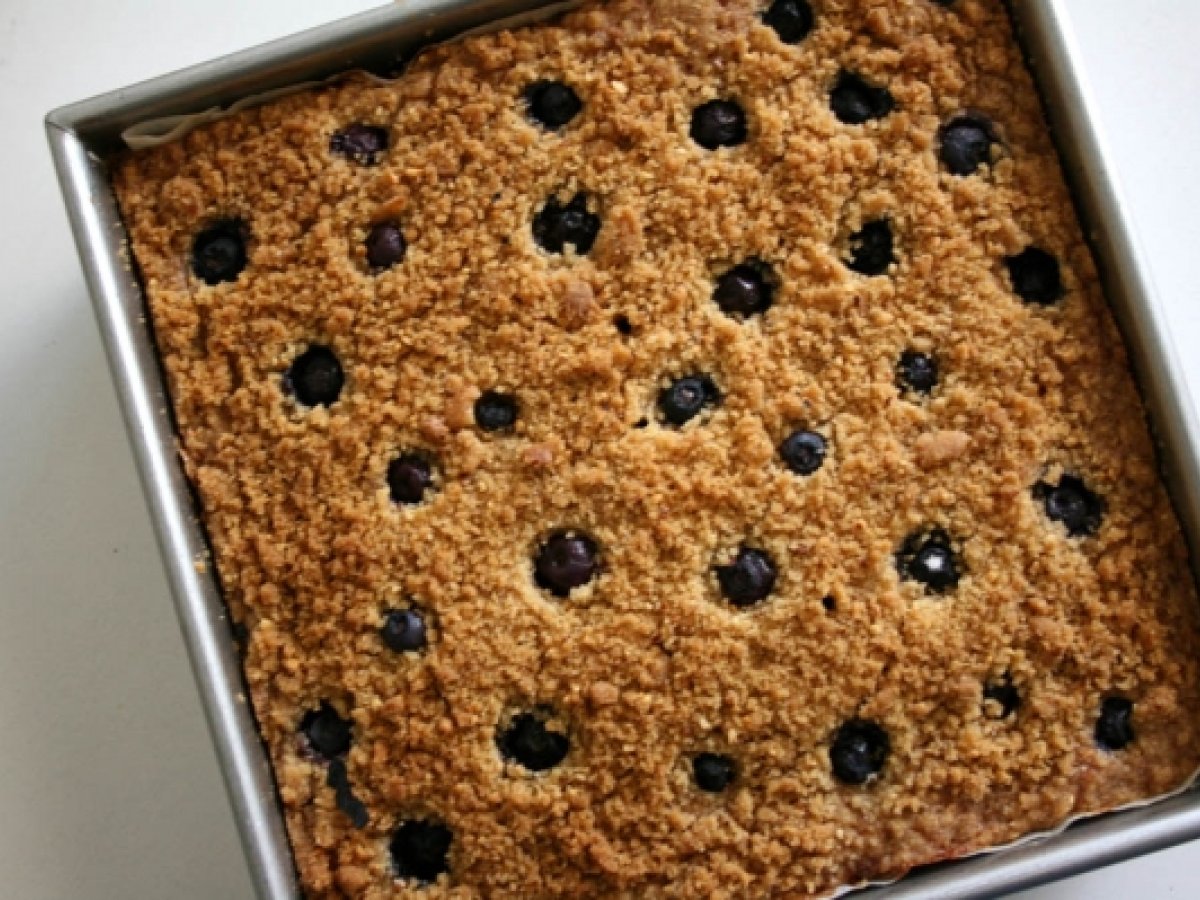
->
[[535, 531, 599, 598], [691, 100, 748, 150], [525, 80, 582, 128], [983, 676, 1021, 719], [847, 219, 895, 276], [192, 219, 248, 286], [1035, 474, 1104, 537], [390, 820, 453, 884], [898, 530, 960, 593], [1005, 246, 1063, 306], [366, 221, 406, 271], [388, 454, 434, 505], [329, 124, 389, 164], [533, 193, 601, 254], [897, 350, 938, 396], [692, 753, 736, 792], [830, 71, 895, 125], [474, 391, 519, 431], [780, 429, 827, 476], [939, 115, 998, 175], [716, 547, 778, 608], [830, 719, 889, 785], [763, 0, 815, 44], [1095, 697, 1135, 750], [713, 261, 775, 318], [659, 375, 721, 426], [382, 608, 428, 653], [285, 345, 344, 408], [300, 701, 352, 760], [326, 758, 369, 829], [499, 712, 569, 771]]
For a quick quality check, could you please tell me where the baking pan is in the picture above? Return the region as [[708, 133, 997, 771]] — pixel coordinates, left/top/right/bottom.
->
[[45, 1, 1200, 897]]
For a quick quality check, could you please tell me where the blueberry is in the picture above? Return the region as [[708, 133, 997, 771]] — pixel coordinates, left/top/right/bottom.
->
[[381, 608, 428, 653], [366, 221, 406, 271], [285, 345, 344, 408], [763, 0, 814, 44], [300, 701, 352, 760], [525, 80, 582, 129], [830, 719, 889, 785], [329, 124, 389, 164], [713, 261, 775, 317], [326, 758, 369, 829], [533, 193, 601, 254], [659, 375, 721, 426], [498, 712, 569, 771], [474, 391, 519, 431], [897, 349, 938, 396], [898, 530, 960, 593], [692, 753, 736, 792], [388, 454, 434, 505], [1035, 474, 1104, 537], [390, 820, 453, 884], [780, 429, 827, 476], [847, 219, 895, 276], [192, 219, 248, 286], [830, 71, 895, 125], [535, 531, 599, 598], [939, 115, 998, 176], [691, 100, 748, 150], [983, 676, 1021, 719], [1006, 247, 1063, 306], [1095, 697, 1135, 751], [716, 547, 777, 608]]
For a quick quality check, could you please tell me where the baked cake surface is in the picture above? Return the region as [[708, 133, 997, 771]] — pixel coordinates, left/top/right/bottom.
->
[[113, 0, 1200, 896]]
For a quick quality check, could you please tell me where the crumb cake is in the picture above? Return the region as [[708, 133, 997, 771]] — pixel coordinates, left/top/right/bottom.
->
[[112, 0, 1200, 896]]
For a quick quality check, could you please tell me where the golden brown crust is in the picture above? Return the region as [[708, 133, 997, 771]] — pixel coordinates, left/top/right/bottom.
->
[[113, 1, 1200, 897]]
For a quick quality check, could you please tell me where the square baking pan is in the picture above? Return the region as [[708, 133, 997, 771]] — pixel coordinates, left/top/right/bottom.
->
[[45, 1, 1200, 897]]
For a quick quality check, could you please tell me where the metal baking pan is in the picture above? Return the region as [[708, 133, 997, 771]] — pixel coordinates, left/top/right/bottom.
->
[[45, 1, 1200, 897]]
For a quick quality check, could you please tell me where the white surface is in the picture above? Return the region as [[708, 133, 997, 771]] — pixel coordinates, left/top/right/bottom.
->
[[1, 0, 1198, 896]]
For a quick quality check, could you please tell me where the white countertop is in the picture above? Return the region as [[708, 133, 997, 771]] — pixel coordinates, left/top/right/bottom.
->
[[2, 1, 1198, 896]]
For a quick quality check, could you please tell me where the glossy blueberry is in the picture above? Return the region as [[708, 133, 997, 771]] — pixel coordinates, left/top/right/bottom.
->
[[780, 429, 827, 476], [713, 261, 775, 318], [1095, 697, 1135, 751], [897, 530, 960, 593], [300, 701, 352, 760], [326, 758, 369, 828], [1035, 474, 1104, 537], [847, 219, 895, 276], [285, 345, 344, 408], [366, 221, 406, 271], [390, 820, 453, 884], [692, 753, 736, 793], [381, 608, 428, 653], [1006, 247, 1063, 306], [329, 124, 389, 164], [763, 0, 815, 44], [659, 375, 720, 426], [533, 193, 601, 255], [716, 547, 777, 608], [897, 349, 938, 396], [388, 454, 434, 505], [830, 719, 889, 785], [474, 391, 519, 432], [535, 531, 599, 598], [939, 115, 998, 176], [983, 677, 1021, 719], [499, 712, 569, 771], [525, 80, 582, 129], [830, 71, 895, 125], [192, 219, 248, 286], [691, 100, 748, 150]]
